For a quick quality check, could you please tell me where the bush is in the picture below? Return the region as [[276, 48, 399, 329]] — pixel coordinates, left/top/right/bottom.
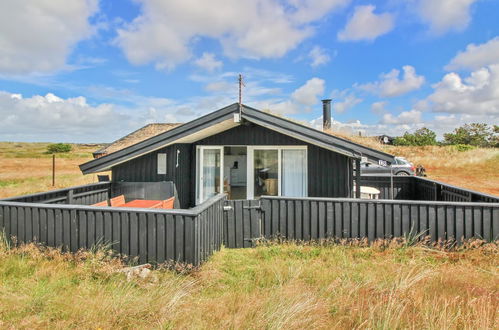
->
[[393, 128, 437, 146], [47, 143, 72, 153], [454, 144, 475, 152], [443, 123, 495, 147]]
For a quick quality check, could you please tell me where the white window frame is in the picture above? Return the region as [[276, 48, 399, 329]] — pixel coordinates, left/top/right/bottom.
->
[[247, 146, 307, 199], [195, 146, 224, 204]]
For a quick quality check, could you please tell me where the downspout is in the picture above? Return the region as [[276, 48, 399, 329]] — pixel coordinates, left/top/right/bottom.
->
[[353, 152, 362, 199], [390, 162, 394, 199]]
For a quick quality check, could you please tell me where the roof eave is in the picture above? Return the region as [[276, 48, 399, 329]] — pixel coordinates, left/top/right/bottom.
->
[[241, 105, 395, 164], [80, 103, 240, 174]]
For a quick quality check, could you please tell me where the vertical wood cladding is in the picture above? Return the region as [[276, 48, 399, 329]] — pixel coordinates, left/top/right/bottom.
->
[[113, 124, 353, 208], [195, 124, 352, 200], [112, 144, 192, 208]]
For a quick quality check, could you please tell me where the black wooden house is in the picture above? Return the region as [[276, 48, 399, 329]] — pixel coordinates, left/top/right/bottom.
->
[[80, 102, 395, 208]]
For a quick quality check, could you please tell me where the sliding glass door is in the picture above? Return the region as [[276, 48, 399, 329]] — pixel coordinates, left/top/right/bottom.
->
[[248, 146, 307, 199], [253, 149, 279, 198], [196, 146, 223, 204]]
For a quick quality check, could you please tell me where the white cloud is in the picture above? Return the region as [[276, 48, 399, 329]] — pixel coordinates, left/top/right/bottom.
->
[[381, 109, 422, 125], [446, 37, 499, 71], [0, 0, 99, 75], [0, 91, 129, 142], [338, 5, 394, 42], [254, 77, 325, 115], [308, 46, 330, 67], [427, 65, 499, 116], [115, 0, 349, 70], [359, 65, 425, 97], [310, 115, 371, 135], [291, 78, 325, 107], [194, 52, 223, 72], [416, 0, 478, 35], [331, 89, 362, 113], [371, 101, 387, 114], [204, 81, 233, 93]]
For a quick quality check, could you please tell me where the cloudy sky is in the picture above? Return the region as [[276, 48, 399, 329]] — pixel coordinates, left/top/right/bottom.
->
[[0, 0, 498, 142]]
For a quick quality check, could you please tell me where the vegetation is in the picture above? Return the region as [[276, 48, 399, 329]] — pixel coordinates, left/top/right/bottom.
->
[[0, 239, 497, 329], [444, 123, 497, 147], [0, 141, 497, 328], [324, 132, 499, 196], [454, 144, 475, 152], [392, 123, 498, 147], [47, 143, 73, 153], [393, 127, 437, 146], [0, 142, 105, 198]]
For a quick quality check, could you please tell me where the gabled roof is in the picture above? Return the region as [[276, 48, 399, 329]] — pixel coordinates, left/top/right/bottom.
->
[[80, 103, 394, 174], [93, 123, 181, 158]]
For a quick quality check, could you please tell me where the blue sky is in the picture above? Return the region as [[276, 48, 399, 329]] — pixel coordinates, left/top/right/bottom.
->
[[0, 0, 498, 142]]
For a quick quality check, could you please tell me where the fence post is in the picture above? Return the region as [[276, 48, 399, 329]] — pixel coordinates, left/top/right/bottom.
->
[[436, 184, 442, 201], [67, 189, 74, 204]]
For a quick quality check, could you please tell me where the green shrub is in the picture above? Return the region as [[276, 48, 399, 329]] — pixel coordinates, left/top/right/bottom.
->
[[454, 144, 475, 152], [47, 143, 72, 153], [393, 128, 437, 146], [443, 123, 495, 147]]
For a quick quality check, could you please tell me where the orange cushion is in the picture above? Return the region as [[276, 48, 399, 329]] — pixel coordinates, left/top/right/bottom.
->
[[162, 197, 175, 209], [92, 200, 108, 207], [110, 195, 126, 207]]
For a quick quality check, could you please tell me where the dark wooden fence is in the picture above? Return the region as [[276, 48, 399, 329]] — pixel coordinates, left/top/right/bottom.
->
[[357, 176, 413, 199], [413, 177, 499, 203], [223, 200, 261, 248], [358, 176, 499, 203], [1, 182, 111, 205], [260, 196, 499, 243], [0, 194, 225, 266], [1, 178, 498, 266], [1, 181, 181, 207]]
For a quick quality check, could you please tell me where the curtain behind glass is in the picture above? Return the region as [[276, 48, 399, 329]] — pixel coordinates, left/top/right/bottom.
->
[[281, 149, 306, 197], [202, 149, 220, 201]]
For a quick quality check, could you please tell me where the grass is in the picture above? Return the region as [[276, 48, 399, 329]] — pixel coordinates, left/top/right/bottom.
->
[[324, 132, 499, 196], [0, 240, 497, 329], [0, 142, 106, 199], [1, 140, 498, 198]]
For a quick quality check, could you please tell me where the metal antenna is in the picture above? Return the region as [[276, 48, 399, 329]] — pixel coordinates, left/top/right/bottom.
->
[[238, 74, 245, 116]]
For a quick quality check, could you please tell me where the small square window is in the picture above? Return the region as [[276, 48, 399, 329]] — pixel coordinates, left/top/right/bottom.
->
[[157, 153, 167, 174]]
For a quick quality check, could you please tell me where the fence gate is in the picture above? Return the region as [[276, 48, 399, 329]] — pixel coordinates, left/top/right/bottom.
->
[[223, 200, 262, 248]]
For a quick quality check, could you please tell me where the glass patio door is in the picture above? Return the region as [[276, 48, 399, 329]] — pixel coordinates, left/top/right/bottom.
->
[[247, 146, 307, 199], [197, 146, 223, 204], [253, 149, 279, 198]]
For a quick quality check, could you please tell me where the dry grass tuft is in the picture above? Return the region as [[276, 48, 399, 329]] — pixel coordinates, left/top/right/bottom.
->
[[322, 131, 499, 196], [0, 241, 497, 328], [0, 142, 107, 198]]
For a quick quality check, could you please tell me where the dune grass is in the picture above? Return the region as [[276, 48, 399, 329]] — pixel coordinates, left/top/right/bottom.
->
[[324, 133, 499, 196], [1, 141, 498, 199], [0, 142, 105, 198], [1, 238, 497, 329]]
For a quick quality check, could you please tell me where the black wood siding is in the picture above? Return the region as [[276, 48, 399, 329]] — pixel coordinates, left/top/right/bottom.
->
[[194, 124, 352, 201], [113, 124, 352, 208], [112, 144, 192, 208]]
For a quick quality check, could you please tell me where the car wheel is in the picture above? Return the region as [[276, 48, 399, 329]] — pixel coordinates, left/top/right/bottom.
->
[[396, 171, 410, 176]]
